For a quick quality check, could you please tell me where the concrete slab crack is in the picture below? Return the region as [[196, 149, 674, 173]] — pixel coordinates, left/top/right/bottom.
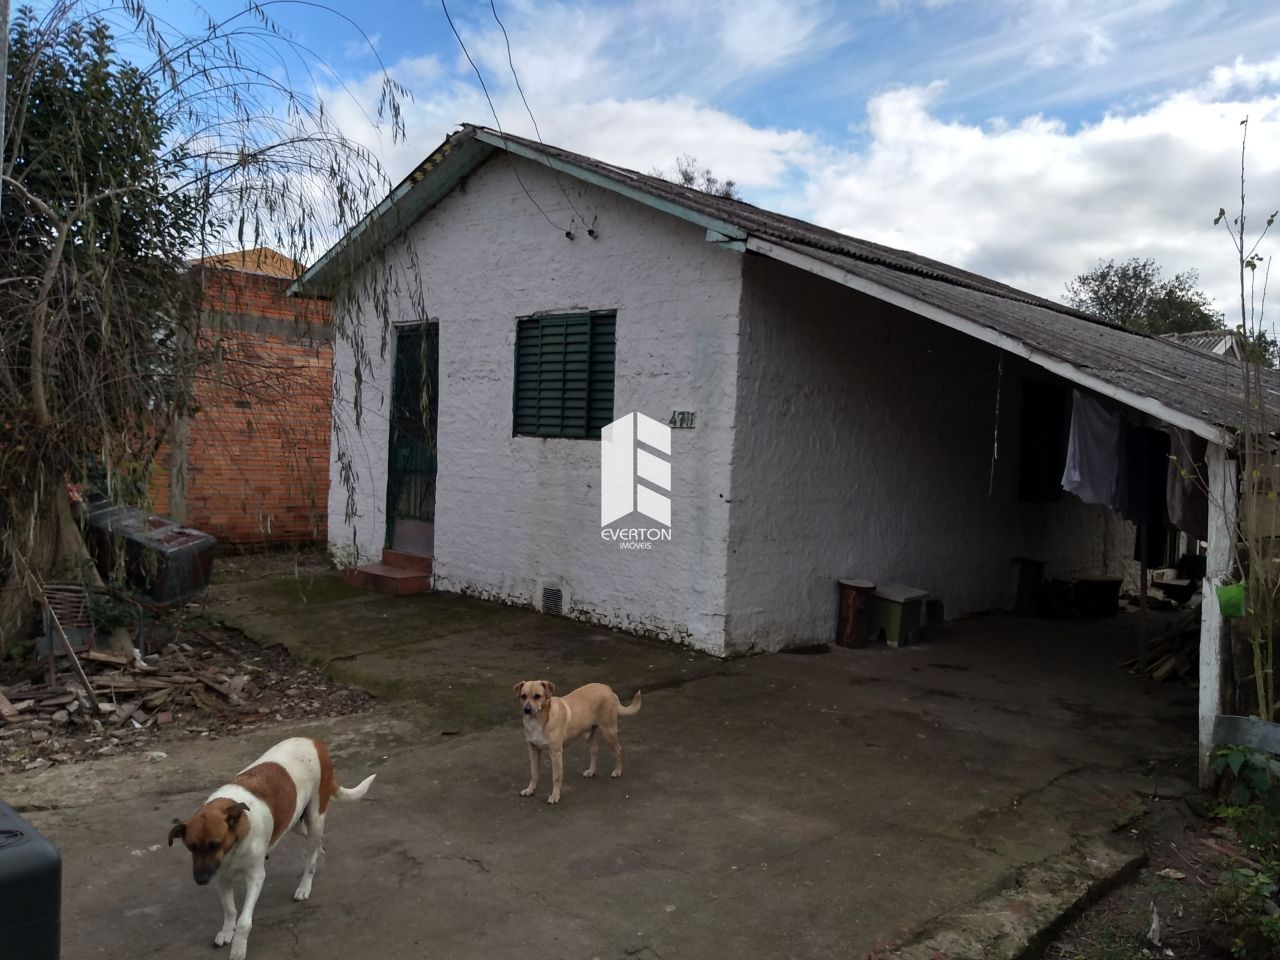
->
[[437, 853, 491, 874], [871, 837, 1145, 960]]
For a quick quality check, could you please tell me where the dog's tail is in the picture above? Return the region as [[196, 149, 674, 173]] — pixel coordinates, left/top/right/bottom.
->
[[333, 774, 376, 802], [617, 690, 642, 716]]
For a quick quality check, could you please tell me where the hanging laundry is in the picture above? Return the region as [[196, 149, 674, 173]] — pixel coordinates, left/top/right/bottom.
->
[[1125, 426, 1172, 567], [1061, 390, 1126, 509], [1166, 429, 1209, 541], [1123, 426, 1171, 526]]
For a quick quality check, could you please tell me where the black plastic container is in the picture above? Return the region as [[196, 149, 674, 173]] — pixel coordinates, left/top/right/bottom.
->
[[0, 800, 61, 959], [1074, 576, 1122, 618], [85, 500, 217, 605]]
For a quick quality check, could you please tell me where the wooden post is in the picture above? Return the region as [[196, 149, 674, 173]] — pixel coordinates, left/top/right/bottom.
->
[[1200, 442, 1238, 786], [1138, 543, 1149, 694], [168, 412, 189, 525]]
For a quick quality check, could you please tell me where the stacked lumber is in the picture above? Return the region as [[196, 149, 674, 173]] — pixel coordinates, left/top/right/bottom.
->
[[0, 640, 262, 768], [1119, 607, 1201, 682]]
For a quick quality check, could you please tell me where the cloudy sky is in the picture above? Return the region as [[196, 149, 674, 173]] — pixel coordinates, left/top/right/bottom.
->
[[190, 0, 1280, 320]]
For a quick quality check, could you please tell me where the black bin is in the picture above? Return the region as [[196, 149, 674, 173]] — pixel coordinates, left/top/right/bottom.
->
[[0, 800, 61, 959], [85, 500, 217, 605]]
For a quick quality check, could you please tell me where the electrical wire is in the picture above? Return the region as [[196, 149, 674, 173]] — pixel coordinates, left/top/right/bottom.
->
[[439, 0, 569, 236], [489, 0, 589, 228]]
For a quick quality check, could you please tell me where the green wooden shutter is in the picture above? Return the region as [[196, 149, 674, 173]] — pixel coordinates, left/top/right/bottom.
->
[[560, 315, 591, 437], [587, 315, 615, 437], [535, 316, 569, 436], [514, 319, 542, 435], [513, 312, 616, 438]]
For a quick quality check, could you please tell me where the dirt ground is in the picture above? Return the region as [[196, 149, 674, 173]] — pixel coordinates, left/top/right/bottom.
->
[[1046, 782, 1247, 960], [5, 563, 1219, 960], [0, 548, 371, 774], [1, 550, 1250, 959]]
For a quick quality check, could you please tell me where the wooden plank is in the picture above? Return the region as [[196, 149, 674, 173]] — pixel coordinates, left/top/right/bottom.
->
[[1152, 654, 1180, 683], [197, 673, 240, 703], [112, 702, 142, 726], [1200, 444, 1239, 787], [142, 689, 172, 709], [85, 650, 132, 666], [91, 676, 174, 691]]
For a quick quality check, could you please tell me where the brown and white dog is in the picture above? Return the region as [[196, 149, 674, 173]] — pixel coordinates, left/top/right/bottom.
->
[[513, 680, 641, 804], [168, 737, 375, 960]]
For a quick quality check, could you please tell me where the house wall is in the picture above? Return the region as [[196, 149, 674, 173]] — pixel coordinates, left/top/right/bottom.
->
[[328, 157, 743, 653], [151, 268, 331, 543], [724, 256, 1129, 653], [326, 292, 394, 565], [1022, 498, 1137, 587]]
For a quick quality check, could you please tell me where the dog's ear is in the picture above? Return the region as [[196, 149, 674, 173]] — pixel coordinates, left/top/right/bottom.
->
[[168, 819, 186, 847], [512, 680, 526, 696], [224, 801, 250, 830], [542, 680, 556, 696]]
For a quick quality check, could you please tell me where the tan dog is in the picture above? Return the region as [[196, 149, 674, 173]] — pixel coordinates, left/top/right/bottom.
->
[[168, 737, 375, 960], [513, 680, 641, 804]]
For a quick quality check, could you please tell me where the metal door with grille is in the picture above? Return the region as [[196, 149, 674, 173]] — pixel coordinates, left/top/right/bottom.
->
[[386, 324, 438, 553]]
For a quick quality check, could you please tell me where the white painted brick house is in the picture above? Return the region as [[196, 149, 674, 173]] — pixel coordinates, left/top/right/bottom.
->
[[296, 127, 1243, 718]]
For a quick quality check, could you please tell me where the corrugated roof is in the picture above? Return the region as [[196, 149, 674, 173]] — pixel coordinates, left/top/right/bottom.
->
[[297, 124, 1280, 442], [773, 239, 1276, 441], [1160, 330, 1243, 358]]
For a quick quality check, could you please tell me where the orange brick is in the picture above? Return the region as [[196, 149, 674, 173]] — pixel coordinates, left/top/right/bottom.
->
[[149, 265, 332, 543]]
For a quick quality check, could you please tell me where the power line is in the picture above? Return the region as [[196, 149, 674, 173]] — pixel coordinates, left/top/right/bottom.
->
[[488, 0, 590, 230], [439, 0, 570, 237]]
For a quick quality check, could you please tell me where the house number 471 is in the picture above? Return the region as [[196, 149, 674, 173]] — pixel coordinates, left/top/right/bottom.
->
[[669, 411, 696, 429]]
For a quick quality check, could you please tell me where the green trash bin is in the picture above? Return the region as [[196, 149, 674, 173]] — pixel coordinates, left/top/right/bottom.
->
[[868, 584, 931, 647]]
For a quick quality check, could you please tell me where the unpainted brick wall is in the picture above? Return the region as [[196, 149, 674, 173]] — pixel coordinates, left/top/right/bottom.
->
[[150, 268, 332, 543]]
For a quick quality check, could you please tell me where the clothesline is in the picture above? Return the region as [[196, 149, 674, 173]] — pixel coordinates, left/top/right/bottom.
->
[[1061, 389, 1209, 551]]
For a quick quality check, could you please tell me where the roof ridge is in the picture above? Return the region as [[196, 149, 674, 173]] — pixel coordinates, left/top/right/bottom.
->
[[466, 124, 1134, 336]]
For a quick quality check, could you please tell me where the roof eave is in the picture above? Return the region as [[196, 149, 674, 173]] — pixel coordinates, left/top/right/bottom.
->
[[288, 129, 495, 297], [745, 237, 1237, 449]]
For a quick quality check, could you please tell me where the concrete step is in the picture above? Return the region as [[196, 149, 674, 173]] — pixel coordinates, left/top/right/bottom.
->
[[344, 562, 432, 596], [381, 548, 433, 575]]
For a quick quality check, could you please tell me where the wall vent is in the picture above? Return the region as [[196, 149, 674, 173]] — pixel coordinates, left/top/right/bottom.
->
[[540, 586, 564, 616]]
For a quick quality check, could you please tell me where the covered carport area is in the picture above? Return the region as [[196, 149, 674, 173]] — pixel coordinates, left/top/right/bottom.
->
[[740, 233, 1257, 784]]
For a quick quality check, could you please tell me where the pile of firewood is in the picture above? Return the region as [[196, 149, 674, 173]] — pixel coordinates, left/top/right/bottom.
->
[[1, 620, 376, 773], [0, 638, 261, 761], [1118, 607, 1200, 683]]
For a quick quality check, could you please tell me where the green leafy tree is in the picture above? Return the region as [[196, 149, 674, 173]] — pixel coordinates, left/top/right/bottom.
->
[[1242, 327, 1280, 368], [1064, 257, 1221, 335], [0, 3, 408, 652], [1, 12, 203, 652]]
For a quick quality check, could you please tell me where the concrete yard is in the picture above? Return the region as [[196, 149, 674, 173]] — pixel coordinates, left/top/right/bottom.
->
[[6, 573, 1197, 960]]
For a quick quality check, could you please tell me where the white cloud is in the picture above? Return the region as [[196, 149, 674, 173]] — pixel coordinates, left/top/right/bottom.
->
[[716, 0, 837, 71], [315, 2, 1280, 331], [317, 1, 825, 193], [804, 74, 1280, 320], [1205, 56, 1280, 97]]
